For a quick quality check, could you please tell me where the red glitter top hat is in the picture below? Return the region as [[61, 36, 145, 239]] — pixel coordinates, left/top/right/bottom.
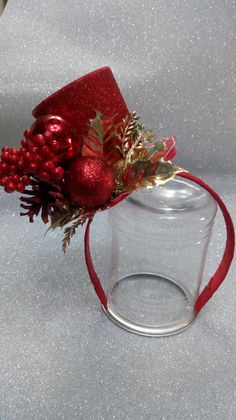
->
[[33, 67, 129, 130]]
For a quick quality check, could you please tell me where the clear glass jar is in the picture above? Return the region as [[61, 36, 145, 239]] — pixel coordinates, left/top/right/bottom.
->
[[103, 178, 217, 336]]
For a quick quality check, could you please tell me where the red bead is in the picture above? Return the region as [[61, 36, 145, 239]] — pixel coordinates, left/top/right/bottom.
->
[[33, 154, 43, 165], [33, 134, 45, 147], [16, 182, 25, 193], [5, 181, 15, 193], [41, 145, 51, 158], [9, 165, 17, 172], [0, 161, 8, 171], [2, 152, 10, 161], [50, 140, 60, 153], [29, 145, 38, 154], [24, 152, 31, 162], [21, 139, 28, 148], [24, 129, 31, 138], [9, 154, 19, 165], [18, 160, 24, 170], [22, 175, 31, 185], [38, 171, 51, 182], [44, 131, 52, 143], [0, 176, 8, 186], [12, 174, 20, 183], [53, 167, 64, 180], [63, 149, 75, 160], [28, 162, 39, 173], [41, 160, 55, 172]]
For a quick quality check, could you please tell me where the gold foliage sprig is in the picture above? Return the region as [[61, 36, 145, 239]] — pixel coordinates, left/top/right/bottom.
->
[[46, 205, 95, 252], [117, 112, 144, 157], [113, 112, 183, 194], [61, 215, 91, 253]]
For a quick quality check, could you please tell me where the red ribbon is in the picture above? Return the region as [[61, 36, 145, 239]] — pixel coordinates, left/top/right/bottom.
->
[[84, 173, 235, 313], [84, 192, 130, 309], [178, 172, 235, 312]]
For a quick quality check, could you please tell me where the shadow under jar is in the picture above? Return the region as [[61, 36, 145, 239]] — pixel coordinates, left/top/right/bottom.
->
[[104, 178, 217, 336]]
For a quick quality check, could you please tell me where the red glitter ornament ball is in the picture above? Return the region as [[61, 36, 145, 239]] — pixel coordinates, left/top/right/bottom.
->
[[65, 157, 115, 208]]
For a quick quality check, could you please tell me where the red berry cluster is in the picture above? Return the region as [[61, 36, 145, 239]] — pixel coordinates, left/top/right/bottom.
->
[[0, 130, 64, 193], [0, 115, 82, 194], [0, 144, 31, 193]]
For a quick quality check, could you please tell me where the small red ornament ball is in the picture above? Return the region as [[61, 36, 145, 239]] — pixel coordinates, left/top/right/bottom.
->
[[65, 156, 115, 208]]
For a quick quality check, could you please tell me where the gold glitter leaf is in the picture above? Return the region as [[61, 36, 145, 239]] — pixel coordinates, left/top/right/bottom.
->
[[123, 160, 183, 192], [82, 112, 119, 164]]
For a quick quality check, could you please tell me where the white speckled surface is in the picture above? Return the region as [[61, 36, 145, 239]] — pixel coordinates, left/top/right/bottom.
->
[[0, 1, 235, 419]]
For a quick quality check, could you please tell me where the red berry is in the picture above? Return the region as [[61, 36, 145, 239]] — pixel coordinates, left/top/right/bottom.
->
[[0, 175, 9, 186], [0, 177, 7, 186], [0, 161, 8, 171], [16, 182, 25, 193], [41, 160, 55, 172], [5, 181, 15, 193], [18, 160, 24, 170], [23, 152, 31, 162], [41, 145, 51, 158], [9, 165, 17, 172], [33, 154, 43, 165], [64, 150, 75, 160], [2, 146, 9, 153], [33, 134, 45, 147], [9, 154, 19, 165], [33, 153, 43, 163], [22, 175, 31, 186], [24, 129, 31, 138], [52, 167, 64, 180], [44, 131, 52, 143], [50, 140, 60, 153], [21, 139, 28, 147], [12, 174, 20, 183], [29, 145, 38, 154], [28, 162, 39, 173], [38, 171, 50, 182], [2, 152, 10, 161]]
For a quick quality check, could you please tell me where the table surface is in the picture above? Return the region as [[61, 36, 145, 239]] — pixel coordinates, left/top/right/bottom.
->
[[0, 1, 235, 419]]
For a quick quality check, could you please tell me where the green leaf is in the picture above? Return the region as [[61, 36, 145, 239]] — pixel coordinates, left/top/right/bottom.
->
[[155, 141, 165, 151]]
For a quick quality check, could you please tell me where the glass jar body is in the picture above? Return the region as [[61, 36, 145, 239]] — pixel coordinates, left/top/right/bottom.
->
[[104, 178, 217, 336]]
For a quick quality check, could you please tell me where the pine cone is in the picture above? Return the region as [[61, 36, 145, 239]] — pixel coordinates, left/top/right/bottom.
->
[[20, 180, 69, 223]]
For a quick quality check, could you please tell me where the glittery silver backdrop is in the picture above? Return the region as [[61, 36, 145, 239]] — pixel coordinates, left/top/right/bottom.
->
[[0, 1, 235, 419]]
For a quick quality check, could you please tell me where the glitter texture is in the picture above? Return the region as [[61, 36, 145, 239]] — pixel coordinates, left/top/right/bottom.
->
[[65, 156, 115, 207], [0, 1, 236, 419], [33, 67, 129, 129]]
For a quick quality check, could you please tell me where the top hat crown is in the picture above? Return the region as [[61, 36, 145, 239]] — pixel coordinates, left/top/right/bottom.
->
[[32, 67, 129, 129]]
